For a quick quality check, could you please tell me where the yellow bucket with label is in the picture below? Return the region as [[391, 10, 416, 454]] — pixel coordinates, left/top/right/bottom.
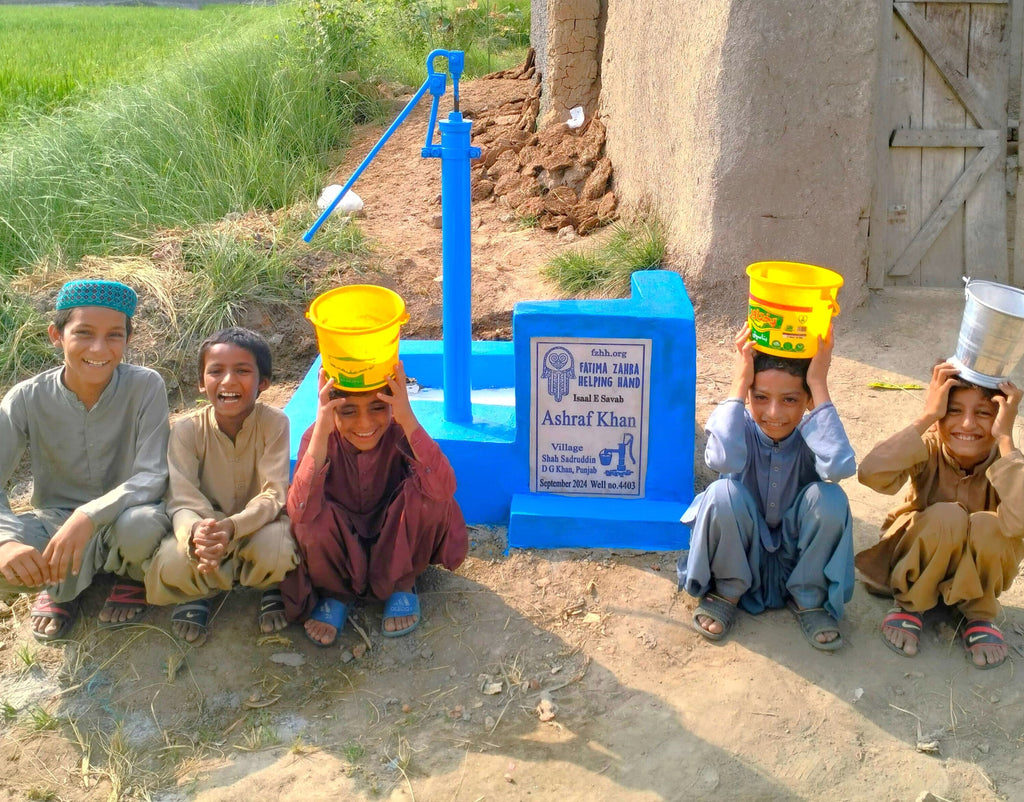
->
[[746, 261, 843, 357], [307, 285, 409, 391]]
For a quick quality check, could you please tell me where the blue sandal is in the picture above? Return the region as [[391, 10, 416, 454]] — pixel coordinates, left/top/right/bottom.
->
[[382, 589, 420, 638], [306, 597, 348, 647]]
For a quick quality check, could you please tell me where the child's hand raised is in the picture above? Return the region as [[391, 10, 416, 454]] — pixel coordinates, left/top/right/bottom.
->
[[992, 381, 1022, 452], [914, 361, 961, 433], [729, 324, 756, 399], [806, 327, 834, 408], [380, 361, 420, 435]]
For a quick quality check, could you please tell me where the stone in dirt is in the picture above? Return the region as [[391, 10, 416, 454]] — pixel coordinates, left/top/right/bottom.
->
[[535, 693, 558, 722], [269, 652, 305, 667]]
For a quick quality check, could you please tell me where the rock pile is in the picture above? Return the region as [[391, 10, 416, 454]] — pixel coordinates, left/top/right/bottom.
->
[[468, 57, 617, 235]]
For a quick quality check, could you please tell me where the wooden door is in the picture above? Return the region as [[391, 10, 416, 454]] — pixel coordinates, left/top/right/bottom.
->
[[869, 0, 1011, 288]]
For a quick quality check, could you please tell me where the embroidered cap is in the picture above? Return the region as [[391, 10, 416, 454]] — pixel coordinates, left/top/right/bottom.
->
[[55, 279, 137, 317]]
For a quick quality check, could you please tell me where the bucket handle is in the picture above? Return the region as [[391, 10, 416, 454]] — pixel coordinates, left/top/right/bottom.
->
[[820, 288, 840, 316]]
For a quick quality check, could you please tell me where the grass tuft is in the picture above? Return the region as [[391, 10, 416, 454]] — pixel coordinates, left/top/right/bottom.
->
[[342, 740, 366, 763], [543, 218, 666, 296], [27, 706, 60, 732]]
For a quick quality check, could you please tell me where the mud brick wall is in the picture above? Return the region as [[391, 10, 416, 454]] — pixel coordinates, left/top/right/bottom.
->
[[532, 0, 881, 306]]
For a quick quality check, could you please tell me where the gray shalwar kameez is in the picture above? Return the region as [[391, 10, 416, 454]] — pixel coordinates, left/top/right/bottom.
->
[[0, 364, 170, 601], [677, 398, 856, 620]]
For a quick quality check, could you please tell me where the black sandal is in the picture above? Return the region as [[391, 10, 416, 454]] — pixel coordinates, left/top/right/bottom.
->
[[31, 592, 80, 643], [258, 588, 286, 633], [171, 598, 212, 645], [692, 593, 738, 641]]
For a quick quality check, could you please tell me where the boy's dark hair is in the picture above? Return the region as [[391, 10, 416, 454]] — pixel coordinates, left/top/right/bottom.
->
[[950, 378, 999, 402], [52, 308, 133, 339], [198, 327, 273, 382], [752, 351, 811, 395]]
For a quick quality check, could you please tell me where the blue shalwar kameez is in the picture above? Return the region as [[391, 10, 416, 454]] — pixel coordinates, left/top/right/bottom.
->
[[677, 398, 857, 620]]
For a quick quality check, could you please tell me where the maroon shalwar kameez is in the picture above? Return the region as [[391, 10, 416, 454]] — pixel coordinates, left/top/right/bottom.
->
[[281, 421, 467, 622]]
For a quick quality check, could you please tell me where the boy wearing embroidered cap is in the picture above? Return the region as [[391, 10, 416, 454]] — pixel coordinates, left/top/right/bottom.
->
[[144, 327, 298, 645], [0, 279, 170, 641]]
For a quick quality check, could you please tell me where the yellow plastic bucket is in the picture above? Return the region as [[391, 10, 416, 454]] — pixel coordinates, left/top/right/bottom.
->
[[746, 261, 843, 357], [307, 285, 409, 391]]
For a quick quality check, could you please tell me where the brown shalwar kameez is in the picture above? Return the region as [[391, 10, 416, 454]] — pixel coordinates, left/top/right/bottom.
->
[[281, 421, 467, 622], [855, 425, 1024, 620]]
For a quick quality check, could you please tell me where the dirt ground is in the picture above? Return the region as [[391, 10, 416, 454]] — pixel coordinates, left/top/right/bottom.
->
[[2, 76, 1024, 802]]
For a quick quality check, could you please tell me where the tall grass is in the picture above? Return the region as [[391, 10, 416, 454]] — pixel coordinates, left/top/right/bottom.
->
[[299, 0, 531, 88], [0, 9, 361, 275], [0, 5, 270, 124]]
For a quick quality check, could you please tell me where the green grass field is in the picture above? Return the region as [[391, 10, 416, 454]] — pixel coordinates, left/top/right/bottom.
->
[[0, 4, 272, 124]]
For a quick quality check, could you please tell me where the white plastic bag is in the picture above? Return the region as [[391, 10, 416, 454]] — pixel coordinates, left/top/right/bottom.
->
[[317, 185, 364, 212]]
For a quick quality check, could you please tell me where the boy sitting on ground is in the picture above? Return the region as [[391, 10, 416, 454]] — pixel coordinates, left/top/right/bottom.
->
[[0, 279, 170, 641], [678, 325, 857, 650], [856, 361, 1023, 669], [281, 361, 467, 646], [144, 328, 297, 645]]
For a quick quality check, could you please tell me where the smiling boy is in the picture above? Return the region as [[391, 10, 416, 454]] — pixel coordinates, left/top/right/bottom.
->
[[280, 361, 467, 646], [0, 279, 170, 641], [856, 362, 1024, 669], [144, 328, 297, 644], [677, 325, 856, 649]]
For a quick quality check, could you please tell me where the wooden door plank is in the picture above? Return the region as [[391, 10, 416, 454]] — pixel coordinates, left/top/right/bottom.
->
[[1015, 0, 1024, 283], [886, 12, 927, 285], [869, 4, 896, 289], [892, 141, 1000, 274], [918, 3, 969, 286], [891, 127, 997, 145], [1010, 0, 1023, 122], [965, 4, 1010, 283], [896, 2, 1000, 129]]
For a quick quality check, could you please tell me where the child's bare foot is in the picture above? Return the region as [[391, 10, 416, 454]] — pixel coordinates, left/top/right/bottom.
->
[[30, 592, 79, 642], [304, 618, 338, 645], [382, 589, 420, 637], [171, 599, 211, 645], [384, 612, 418, 633], [304, 598, 347, 647], [788, 602, 843, 651], [962, 620, 1008, 669], [880, 607, 921, 656], [692, 593, 739, 640], [258, 589, 287, 634], [98, 580, 148, 627]]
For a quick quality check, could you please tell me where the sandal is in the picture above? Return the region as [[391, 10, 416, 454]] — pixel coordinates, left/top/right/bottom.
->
[[382, 589, 420, 638], [31, 591, 80, 643], [305, 597, 348, 647], [171, 598, 212, 645], [788, 601, 843, 652], [258, 588, 286, 634], [99, 579, 149, 629], [692, 593, 737, 641], [880, 607, 922, 657], [962, 620, 1008, 670]]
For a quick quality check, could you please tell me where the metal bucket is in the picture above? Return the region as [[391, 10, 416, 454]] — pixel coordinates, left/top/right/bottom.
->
[[949, 278, 1024, 388]]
